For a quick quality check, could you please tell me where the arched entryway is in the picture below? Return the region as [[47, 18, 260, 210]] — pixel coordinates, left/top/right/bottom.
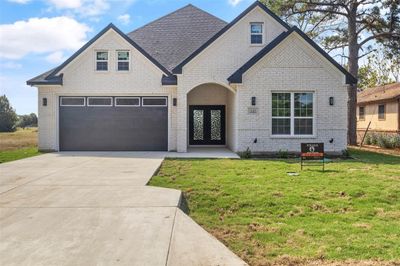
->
[[187, 83, 236, 151]]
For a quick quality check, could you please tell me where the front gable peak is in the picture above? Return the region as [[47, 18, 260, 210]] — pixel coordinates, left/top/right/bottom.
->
[[172, 1, 291, 74], [27, 23, 171, 86]]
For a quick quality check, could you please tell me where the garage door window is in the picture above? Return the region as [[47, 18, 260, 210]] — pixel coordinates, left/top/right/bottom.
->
[[142, 97, 167, 107], [115, 97, 140, 107], [60, 97, 85, 106], [87, 97, 113, 107]]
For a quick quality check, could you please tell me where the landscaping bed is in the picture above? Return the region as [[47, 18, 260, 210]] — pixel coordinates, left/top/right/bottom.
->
[[149, 149, 400, 265]]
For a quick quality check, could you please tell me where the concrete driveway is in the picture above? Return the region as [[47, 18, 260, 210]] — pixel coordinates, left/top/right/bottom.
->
[[0, 152, 246, 266]]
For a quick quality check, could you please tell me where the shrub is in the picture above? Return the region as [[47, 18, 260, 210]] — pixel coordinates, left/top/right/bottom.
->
[[277, 149, 289, 158], [377, 133, 393, 149], [363, 133, 400, 149], [364, 133, 372, 145], [389, 134, 400, 148], [239, 147, 252, 159]]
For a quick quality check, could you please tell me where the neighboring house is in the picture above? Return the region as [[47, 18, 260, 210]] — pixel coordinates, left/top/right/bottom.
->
[[27, 1, 356, 153], [357, 83, 400, 137]]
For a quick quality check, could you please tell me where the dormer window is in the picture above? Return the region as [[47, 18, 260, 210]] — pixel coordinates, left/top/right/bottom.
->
[[117, 51, 130, 71], [250, 23, 263, 45], [96, 51, 108, 71]]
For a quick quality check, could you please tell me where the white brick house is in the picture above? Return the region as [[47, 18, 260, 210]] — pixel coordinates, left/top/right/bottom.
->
[[27, 1, 356, 154]]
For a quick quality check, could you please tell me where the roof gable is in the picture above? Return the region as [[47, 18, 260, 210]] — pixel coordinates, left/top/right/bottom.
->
[[228, 27, 357, 85], [27, 23, 171, 86], [128, 4, 227, 72], [172, 1, 291, 74]]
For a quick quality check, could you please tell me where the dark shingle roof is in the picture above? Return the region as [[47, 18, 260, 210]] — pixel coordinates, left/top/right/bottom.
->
[[26, 68, 63, 85], [358, 83, 400, 104], [128, 4, 227, 72]]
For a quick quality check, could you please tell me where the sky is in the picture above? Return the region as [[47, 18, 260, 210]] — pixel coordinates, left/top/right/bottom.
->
[[0, 0, 256, 115]]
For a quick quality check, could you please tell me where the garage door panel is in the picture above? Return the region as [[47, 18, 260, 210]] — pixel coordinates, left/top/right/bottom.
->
[[59, 98, 168, 151]]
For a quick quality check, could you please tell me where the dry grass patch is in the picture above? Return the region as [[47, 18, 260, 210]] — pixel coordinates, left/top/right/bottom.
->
[[0, 128, 37, 151]]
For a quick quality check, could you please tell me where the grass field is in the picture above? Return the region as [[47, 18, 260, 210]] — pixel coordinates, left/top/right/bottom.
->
[[0, 128, 41, 163], [149, 149, 400, 265]]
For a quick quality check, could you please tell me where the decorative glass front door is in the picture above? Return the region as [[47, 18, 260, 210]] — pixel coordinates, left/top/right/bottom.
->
[[189, 105, 225, 145]]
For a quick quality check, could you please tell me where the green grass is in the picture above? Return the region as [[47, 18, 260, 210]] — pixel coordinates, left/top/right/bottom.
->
[[0, 147, 42, 164], [149, 149, 400, 265]]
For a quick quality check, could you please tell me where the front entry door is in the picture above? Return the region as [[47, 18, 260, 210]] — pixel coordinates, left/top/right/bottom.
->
[[189, 105, 225, 145]]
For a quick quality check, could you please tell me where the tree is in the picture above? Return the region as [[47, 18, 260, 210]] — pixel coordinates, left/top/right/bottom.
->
[[358, 47, 399, 90], [17, 113, 38, 129], [261, 0, 400, 145], [0, 95, 18, 132]]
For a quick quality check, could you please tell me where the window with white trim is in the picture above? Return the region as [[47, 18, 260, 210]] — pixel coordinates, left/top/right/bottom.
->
[[272, 92, 314, 136], [60, 97, 85, 106], [250, 23, 263, 44], [117, 51, 130, 71], [142, 97, 167, 107], [87, 97, 113, 107], [115, 97, 140, 107], [96, 51, 108, 71]]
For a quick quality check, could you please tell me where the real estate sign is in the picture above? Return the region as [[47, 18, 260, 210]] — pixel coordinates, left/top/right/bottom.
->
[[300, 143, 325, 171]]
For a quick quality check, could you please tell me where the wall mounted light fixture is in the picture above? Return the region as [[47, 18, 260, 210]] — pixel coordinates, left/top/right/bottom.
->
[[329, 97, 334, 106], [251, 97, 256, 106], [173, 98, 177, 106], [42, 98, 47, 106]]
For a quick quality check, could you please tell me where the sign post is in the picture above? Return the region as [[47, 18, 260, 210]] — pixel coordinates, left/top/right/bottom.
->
[[300, 143, 325, 171]]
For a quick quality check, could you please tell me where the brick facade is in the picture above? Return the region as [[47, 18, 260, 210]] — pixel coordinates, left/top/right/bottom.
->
[[36, 5, 348, 153]]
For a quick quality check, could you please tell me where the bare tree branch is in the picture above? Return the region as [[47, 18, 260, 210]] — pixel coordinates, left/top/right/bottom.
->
[[291, 8, 348, 17], [326, 44, 349, 53], [359, 32, 400, 47], [358, 49, 377, 59]]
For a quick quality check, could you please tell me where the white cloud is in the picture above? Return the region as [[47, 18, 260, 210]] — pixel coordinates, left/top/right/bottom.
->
[[0, 17, 90, 60], [7, 0, 31, 4], [47, 0, 82, 9], [45, 51, 66, 64], [0, 61, 22, 69], [45, 0, 110, 17], [228, 0, 244, 6], [117, 14, 131, 25]]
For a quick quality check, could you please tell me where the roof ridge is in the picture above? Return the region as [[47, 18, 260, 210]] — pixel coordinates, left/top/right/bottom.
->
[[127, 4, 226, 36]]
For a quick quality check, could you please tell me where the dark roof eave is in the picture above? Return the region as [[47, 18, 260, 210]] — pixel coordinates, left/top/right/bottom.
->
[[161, 75, 178, 86], [26, 74, 63, 86], [27, 80, 63, 86], [172, 1, 291, 74]]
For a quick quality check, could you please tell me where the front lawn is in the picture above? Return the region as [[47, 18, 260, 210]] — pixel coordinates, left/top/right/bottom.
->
[[149, 149, 400, 265], [0, 128, 41, 163]]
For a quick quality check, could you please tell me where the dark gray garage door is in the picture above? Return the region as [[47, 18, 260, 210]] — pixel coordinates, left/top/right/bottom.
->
[[59, 96, 168, 151]]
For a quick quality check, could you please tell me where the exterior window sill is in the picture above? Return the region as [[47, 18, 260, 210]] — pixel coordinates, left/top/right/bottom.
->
[[270, 135, 317, 139]]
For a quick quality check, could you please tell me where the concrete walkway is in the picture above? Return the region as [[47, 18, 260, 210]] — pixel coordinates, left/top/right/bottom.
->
[[0, 152, 246, 266]]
